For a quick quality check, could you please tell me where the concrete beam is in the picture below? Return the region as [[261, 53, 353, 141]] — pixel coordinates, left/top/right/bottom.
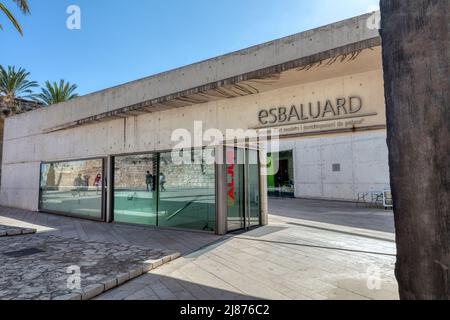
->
[[45, 37, 380, 133], [6, 13, 380, 140]]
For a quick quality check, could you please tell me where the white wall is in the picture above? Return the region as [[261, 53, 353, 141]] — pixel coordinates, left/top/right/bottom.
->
[[277, 131, 390, 201]]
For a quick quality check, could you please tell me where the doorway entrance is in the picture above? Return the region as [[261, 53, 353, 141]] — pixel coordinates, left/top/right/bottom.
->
[[267, 150, 295, 198], [225, 147, 261, 232]]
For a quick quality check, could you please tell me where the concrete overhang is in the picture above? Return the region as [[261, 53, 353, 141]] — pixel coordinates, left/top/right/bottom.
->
[[39, 12, 381, 133]]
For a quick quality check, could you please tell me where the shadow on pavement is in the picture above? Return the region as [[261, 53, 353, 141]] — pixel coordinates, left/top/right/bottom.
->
[[269, 197, 395, 233]]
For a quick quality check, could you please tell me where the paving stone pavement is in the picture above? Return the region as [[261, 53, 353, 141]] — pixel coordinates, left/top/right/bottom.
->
[[0, 224, 36, 237], [0, 234, 179, 300]]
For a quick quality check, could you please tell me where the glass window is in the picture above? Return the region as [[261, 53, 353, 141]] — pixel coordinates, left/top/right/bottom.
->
[[157, 149, 216, 231], [39, 159, 104, 219], [113, 154, 157, 226], [248, 149, 260, 227]]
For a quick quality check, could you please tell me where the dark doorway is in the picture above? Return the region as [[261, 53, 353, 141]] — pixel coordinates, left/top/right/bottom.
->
[[268, 150, 295, 198]]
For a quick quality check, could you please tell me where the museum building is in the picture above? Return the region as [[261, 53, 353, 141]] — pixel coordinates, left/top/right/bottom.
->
[[0, 13, 389, 235]]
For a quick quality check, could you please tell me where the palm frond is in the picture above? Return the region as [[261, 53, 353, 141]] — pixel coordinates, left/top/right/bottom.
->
[[12, 0, 30, 14], [0, 2, 23, 35], [35, 80, 78, 106], [0, 64, 38, 99]]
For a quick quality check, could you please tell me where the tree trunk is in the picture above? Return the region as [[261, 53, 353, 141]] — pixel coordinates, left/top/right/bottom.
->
[[380, 0, 450, 299]]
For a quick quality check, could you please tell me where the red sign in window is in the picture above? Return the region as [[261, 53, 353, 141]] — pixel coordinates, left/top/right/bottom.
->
[[227, 150, 236, 206]]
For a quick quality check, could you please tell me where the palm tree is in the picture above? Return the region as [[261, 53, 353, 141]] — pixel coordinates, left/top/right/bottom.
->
[[380, 0, 449, 299], [0, 0, 30, 35], [35, 80, 78, 106], [0, 64, 38, 116]]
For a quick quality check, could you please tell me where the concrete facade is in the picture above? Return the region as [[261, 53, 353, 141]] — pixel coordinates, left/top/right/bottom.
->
[[0, 13, 387, 214], [275, 131, 390, 201]]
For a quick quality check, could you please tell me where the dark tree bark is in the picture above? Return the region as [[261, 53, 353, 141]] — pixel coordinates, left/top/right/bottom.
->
[[380, 0, 450, 299]]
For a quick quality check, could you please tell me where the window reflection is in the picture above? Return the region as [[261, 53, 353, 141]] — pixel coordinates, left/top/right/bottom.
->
[[39, 159, 103, 219], [158, 149, 216, 231], [113, 154, 157, 226]]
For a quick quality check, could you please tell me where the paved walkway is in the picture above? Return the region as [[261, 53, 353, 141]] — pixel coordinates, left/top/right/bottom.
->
[[97, 217, 398, 300], [0, 206, 399, 300], [269, 198, 395, 233], [0, 207, 220, 255]]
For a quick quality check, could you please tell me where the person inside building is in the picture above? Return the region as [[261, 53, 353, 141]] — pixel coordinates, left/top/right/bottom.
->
[[73, 173, 83, 197], [146, 171, 153, 192], [82, 175, 90, 196], [94, 173, 102, 195], [159, 172, 166, 192]]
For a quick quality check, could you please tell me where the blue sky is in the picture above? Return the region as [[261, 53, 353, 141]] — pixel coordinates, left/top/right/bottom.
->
[[2, 0, 379, 96]]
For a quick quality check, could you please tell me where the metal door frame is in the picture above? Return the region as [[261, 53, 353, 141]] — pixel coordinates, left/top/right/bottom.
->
[[218, 146, 262, 234]]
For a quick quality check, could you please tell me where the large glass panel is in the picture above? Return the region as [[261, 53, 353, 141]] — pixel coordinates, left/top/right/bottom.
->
[[157, 149, 216, 231], [248, 149, 260, 227], [226, 148, 245, 231], [39, 159, 103, 219], [113, 154, 157, 225]]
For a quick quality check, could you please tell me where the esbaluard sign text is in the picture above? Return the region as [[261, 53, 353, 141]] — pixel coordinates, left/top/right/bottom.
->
[[256, 96, 379, 136], [258, 96, 364, 125]]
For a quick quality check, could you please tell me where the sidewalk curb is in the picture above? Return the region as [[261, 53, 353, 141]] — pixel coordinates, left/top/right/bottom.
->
[[52, 252, 181, 300], [0, 227, 37, 237]]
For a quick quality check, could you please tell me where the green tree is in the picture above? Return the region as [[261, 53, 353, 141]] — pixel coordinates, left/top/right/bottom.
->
[[0, 65, 38, 116], [35, 80, 78, 106], [0, 0, 30, 35]]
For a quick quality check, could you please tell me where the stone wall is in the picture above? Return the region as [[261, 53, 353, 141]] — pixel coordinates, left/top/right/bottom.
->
[[160, 161, 215, 189], [42, 160, 103, 189], [113, 155, 215, 190]]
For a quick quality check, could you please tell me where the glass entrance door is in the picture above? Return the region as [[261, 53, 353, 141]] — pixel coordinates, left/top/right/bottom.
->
[[225, 147, 261, 232], [226, 147, 246, 231]]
